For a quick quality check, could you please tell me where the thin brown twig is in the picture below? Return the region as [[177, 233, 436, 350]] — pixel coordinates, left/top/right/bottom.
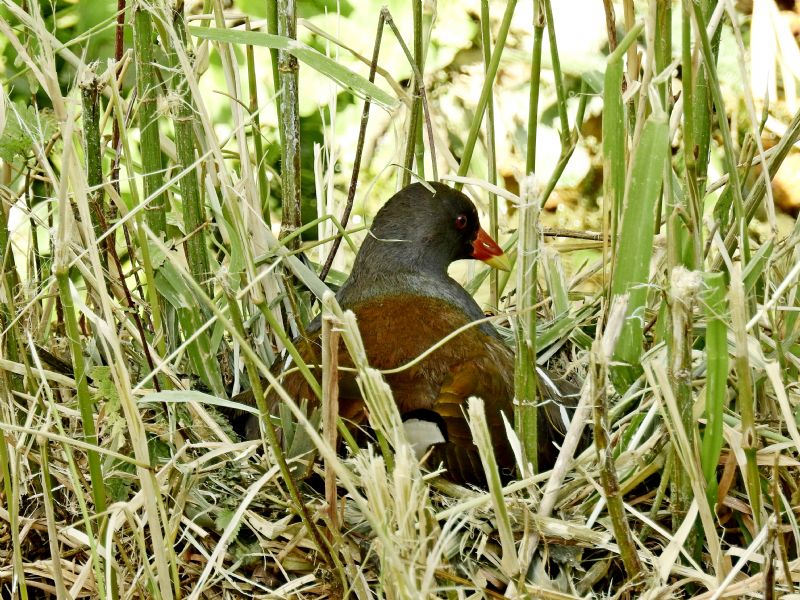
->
[[381, 7, 438, 179], [93, 198, 161, 392], [104, 43, 160, 387], [111, 0, 126, 212], [602, 0, 618, 53], [542, 227, 605, 241], [321, 7, 441, 282], [321, 315, 340, 534], [319, 10, 385, 283]]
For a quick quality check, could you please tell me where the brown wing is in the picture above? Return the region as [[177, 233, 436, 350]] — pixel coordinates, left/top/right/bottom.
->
[[236, 329, 367, 476], [237, 294, 583, 486], [426, 364, 586, 484], [424, 339, 516, 485], [263, 330, 367, 428]]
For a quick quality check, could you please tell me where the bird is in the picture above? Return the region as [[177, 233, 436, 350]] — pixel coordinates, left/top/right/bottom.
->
[[246, 181, 582, 486]]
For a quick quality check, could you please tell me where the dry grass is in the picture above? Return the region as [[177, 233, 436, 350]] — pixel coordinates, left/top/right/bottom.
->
[[1, 1, 800, 599]]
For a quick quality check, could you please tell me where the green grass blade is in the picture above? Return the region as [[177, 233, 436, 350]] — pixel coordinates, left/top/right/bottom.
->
[[701, 272, 728, 504], [610, 113, 669, 387]]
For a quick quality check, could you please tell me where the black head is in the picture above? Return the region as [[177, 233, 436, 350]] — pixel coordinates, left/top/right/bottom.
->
[[353, 182, 506, 277]]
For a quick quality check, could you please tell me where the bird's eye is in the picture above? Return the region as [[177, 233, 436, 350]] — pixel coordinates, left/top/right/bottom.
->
[[455, 214, 468, 230]]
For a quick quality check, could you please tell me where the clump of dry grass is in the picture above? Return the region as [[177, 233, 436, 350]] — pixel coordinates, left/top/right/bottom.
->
[[2, 1, 800, 599]]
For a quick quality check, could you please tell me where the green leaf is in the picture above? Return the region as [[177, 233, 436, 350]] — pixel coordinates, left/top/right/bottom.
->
[[701, 272, 728, 504], [0, 104, 57, 162], [582, 69, 604, 94], [154, 265, 227, 396], [610, 113, 670, 386], [602, 56, 625, 245], [215, 508, 241, 537], [236, 0, 354, 18], [189, 26, 397, 110], [742, 239, 773, 294]]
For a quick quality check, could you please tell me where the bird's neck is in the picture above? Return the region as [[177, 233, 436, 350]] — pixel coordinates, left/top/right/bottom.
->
[[335, 234, 498, 338], [345, 268, 443, 294], [351, 233, 451, 279], [338, 266, 492, 334]]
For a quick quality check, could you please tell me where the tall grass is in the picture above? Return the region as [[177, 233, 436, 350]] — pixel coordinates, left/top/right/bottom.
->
[[1, 0, 799, 597]]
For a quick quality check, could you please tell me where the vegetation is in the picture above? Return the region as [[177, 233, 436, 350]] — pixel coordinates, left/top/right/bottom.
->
[[1, 0, 799, 597]]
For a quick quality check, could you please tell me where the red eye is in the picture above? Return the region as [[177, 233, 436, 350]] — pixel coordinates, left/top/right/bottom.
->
[[455, 214, 468, 230]]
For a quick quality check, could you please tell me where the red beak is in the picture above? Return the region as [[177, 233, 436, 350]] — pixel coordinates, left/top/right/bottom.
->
[[472, 228, 511, 271]]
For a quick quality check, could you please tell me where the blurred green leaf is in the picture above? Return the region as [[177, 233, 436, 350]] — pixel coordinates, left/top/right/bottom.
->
[[0, 104, 57, 162], [190, 26, 397, 110], [237, 0, 353, 18]]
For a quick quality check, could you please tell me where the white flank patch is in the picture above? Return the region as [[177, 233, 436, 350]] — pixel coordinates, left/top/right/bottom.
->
[[403, 419, 445, 459]]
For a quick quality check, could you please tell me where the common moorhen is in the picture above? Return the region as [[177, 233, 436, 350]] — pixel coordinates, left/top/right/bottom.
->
[[253, 182, 580, 485]]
